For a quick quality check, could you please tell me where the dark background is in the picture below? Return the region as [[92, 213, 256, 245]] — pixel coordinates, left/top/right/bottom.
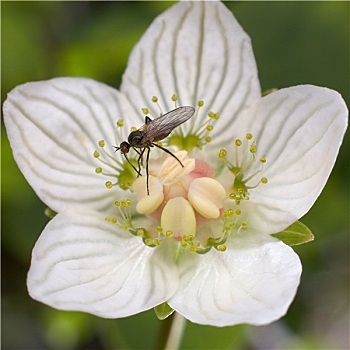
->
[[2, 2, 349, 349]]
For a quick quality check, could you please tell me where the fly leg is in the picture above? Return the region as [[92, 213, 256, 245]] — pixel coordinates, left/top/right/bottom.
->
[[123, 153, 142, 176], [152, 143, 184, 167], [145, 147, 151, 195], [134, 147, 146, 177]]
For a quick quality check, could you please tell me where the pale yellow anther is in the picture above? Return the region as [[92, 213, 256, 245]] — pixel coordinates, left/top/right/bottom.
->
[[188, 177, 226, 219], [132, 175, 164, 214], [158, 151, 195, 185], [161, 197, 196, 239]]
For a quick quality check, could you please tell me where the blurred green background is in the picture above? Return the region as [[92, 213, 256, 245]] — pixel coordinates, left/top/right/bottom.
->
[[1, 1, 349, 349]]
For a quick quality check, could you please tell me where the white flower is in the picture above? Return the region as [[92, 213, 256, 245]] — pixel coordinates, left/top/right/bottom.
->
[[3, 1, 347, 327]]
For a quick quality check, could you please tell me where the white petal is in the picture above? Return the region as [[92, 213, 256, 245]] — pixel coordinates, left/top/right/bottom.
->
[[121, 1, 260, 137], [27, 209, 178, 318], [3, 78, 136, 213], [234, 85, 348, 233], [169, 234, 301, 326]]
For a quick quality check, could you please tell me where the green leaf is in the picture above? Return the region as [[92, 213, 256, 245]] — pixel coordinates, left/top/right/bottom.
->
[[271, 221, 314, 246], [154, 302, 175, 320]]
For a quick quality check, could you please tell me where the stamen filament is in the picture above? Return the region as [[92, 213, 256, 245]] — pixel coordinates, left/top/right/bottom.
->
[[152, 95, 163, 115], [114, 119, 126, 145]]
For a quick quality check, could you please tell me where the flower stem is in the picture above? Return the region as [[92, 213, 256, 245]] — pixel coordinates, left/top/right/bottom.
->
[[155, 312, 186, 350], [164, 312, 186, 350]]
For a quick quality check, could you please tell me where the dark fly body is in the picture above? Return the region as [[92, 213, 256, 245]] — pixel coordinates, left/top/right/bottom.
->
[[114, 106, 195, 195]]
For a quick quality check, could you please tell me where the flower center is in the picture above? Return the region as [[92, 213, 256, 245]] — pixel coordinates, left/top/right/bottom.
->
[[94, 95, 267, 255], [132, 151, 226, 248]]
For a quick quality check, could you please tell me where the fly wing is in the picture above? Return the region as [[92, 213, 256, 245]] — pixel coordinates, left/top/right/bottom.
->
[[141, 106, 195, 142]]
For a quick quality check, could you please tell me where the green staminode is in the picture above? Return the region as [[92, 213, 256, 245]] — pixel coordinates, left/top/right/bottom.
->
[[167, 133, 202, 153]]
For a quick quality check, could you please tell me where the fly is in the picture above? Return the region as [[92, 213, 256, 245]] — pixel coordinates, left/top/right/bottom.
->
[[114, 106, 195, 195]]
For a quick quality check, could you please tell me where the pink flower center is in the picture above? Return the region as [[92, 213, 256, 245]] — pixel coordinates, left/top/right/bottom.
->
[[133, 151, 226, 240]]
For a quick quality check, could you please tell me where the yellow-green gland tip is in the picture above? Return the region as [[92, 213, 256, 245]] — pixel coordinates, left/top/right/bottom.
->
[[261, 177, 268, 184], [235, 139, 242, 147], [250, 141, 257, 153], [218, 149, 227, 158], [105, 181, 113, 189], [136, 229, 145, 237], [105, 216, 117, 224], [145, 238, 153, 246]]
